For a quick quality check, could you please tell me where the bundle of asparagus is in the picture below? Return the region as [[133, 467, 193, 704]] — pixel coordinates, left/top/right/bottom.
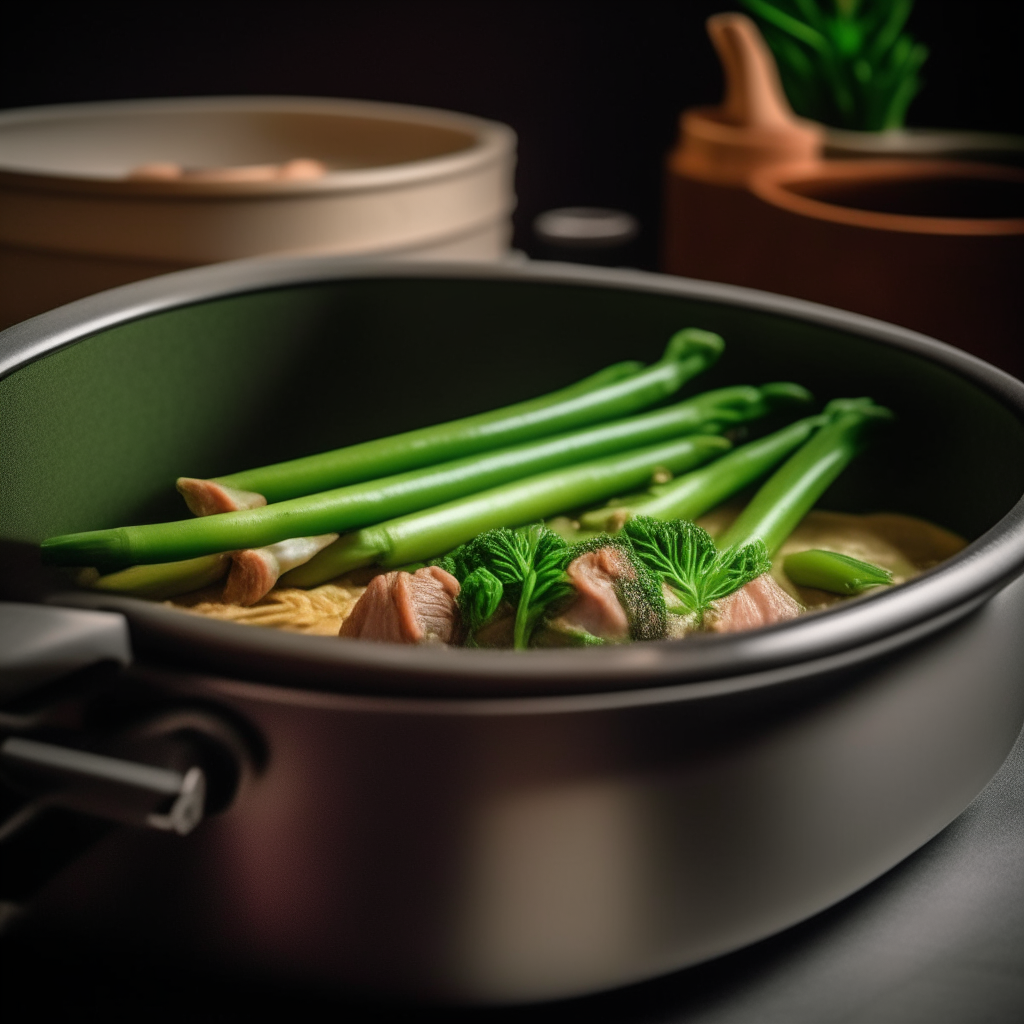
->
[[41, 326, 894, 638]]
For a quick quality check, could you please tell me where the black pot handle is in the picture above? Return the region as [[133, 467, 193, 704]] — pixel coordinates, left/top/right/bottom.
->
[[0, 603, 256, 928]]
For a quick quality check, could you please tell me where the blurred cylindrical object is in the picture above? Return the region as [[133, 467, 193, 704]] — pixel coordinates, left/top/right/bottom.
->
[[0, 97, 517, 328], [743, 159, 1024, 376], [533, 207, 640, 266]]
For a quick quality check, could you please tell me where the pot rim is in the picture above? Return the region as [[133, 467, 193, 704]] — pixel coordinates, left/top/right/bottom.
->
[[3, 256, 1024, 699], [749, 158, 1024, 237], [0, 95, 516, 199]]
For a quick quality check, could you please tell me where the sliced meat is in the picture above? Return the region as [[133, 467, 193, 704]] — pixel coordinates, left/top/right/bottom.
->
[[223, 534, 338, 606], [704, 573, 803, 634], [223, 547, 279, 606], [549, 546, 634, 643], [176, 477, 267, 517], [339, 566, 461, 645]]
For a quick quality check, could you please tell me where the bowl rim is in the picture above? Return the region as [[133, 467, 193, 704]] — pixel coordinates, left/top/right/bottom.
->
[[0, 95, 517, 198], [3, 255, 1024, 700]]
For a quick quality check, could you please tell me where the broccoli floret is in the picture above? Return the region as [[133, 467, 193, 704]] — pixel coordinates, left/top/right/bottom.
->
[[622, 516, 770, 627], [447, 524, 575, 650]]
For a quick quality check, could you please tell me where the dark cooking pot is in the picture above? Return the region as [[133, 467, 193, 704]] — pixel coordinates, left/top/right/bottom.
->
[[1, 258, 1023, 1004]]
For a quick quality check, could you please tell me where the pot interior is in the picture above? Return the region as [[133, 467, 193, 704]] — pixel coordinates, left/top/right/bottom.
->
[[3, 275, 1023, 556], [0, 101, 479, 180], [782, 172, 1024, 220]]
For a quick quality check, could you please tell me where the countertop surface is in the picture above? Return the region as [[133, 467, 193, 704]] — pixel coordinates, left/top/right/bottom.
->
[[2, 720, 1022, 1022]]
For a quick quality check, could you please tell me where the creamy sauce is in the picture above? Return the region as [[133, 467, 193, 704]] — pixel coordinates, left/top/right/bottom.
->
[[699, 507, 966, 610], [169, 580, 368, 635]]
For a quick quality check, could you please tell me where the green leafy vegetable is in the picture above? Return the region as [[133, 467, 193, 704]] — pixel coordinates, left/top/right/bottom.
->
[[623, 516, 771, 626], [784, 548, 893, 593], [457, 567, 507, 646], [452, 529, 669, 647], [452, 525, 576, 650]]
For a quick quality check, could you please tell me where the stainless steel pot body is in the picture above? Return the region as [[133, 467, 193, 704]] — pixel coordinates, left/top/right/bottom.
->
[[1, 259, 1023, 1003]]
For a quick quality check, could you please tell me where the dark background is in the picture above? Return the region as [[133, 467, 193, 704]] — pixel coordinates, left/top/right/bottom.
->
[[2, 1, 1022, 267]]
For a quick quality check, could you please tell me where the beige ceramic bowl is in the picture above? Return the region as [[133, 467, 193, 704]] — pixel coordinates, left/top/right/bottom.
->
[[0, 96, 517, 328]]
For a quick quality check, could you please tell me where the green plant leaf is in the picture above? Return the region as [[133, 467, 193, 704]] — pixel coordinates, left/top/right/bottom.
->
[[622, 517, 771, 626], [866, 0, 914, 63], [453, 524, 575, 649], [743, 0, 927, 130], [744, 0, 828, 51], [459, 567, 505, 644]]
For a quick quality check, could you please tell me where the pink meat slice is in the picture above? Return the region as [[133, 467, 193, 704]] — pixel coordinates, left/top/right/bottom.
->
[[339, 566, 461, 644], [223, 548, 278, 606], [176, 477, 267, 517], [704, 574, 803, 634], [552, 546, 634, 643]]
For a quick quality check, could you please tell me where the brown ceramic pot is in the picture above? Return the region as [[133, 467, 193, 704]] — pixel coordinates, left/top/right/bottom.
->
[[663, 14, 1024, 379], [665, 159, 1024, 377]]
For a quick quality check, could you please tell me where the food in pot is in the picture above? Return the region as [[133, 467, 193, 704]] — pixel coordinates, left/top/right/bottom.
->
[[156, 508, 962, 639], [339, 566, 461, 645], [782, 549, 894, 595], [222, 533, 338, 606], [39, 328, 964, 647], [41, 331, 741, 570]]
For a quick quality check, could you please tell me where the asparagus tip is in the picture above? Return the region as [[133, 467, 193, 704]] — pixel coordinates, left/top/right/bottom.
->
[[662, 328, 725, 365], [760, 382, 815, 407], [40, 529, 130, 569], [822, 398, 894, 422]]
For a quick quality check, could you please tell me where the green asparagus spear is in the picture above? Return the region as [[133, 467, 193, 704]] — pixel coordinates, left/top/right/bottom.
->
[[103, 373, 801, 602], [280, 435, 732, 587], [88, 554, 230, 600], [717, 398, 893, 556], [187, 329, 725, 505], [41, 385, 759, 571], [580, 411, 828, 530], [783, 550, 894, 594]]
